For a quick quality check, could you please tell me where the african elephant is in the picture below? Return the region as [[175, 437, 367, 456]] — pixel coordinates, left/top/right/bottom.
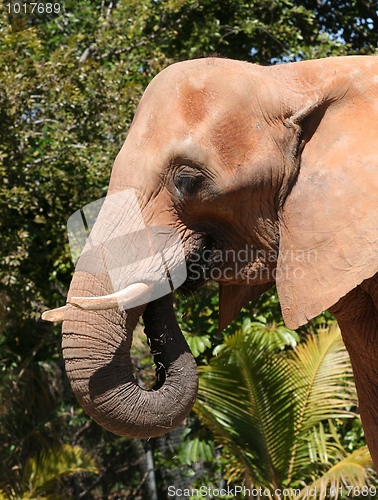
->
[[43, 55, 378, 467]]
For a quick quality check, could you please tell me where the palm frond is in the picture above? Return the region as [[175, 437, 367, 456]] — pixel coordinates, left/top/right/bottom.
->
[[196, 321, 364, 489], [304, 421, 345, 465], [296, 446, 375, 500], [241, 316, 300, 350], [288, 324, 357, 478], [294, 324, 355, 425], [196, 329, 297, 487], [21, 444, 98, 498]]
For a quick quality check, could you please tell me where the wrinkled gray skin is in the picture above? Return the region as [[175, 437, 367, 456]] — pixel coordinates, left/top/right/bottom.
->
[[44, 56, 378, 468]]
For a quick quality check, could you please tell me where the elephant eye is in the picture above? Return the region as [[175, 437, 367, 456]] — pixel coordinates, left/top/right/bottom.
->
[[173, 169, 203, 197]]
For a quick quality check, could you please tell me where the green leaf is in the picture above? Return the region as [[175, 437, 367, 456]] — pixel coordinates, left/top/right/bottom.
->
[[184, 333, 212, 358], [177, 437, 215, 466]]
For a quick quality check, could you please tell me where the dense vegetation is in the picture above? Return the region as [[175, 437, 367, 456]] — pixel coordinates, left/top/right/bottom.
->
[[0, 0, 377, 498]]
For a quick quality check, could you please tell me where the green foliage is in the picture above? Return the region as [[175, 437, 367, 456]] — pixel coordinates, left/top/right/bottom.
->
[[297, 447, 375, 500], [1, 444, 97, 500], [194, 323, 376, 493], [176, 284, 221, 364], [184, 332, 213, 359], [21, 444, 98, 499], [296, 0, 378, 56], [177, 433, 215, 466]]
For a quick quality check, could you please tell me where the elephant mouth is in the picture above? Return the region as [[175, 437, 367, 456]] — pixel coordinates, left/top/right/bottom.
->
[[180, 233, 219, 292]]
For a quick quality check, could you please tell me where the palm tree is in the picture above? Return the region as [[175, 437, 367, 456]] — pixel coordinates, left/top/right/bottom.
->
[[0, 444, 98, 499], [195, 322, 376, 498]]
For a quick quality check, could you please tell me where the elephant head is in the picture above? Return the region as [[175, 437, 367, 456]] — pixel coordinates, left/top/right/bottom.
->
[[43, 56, 378, 442]]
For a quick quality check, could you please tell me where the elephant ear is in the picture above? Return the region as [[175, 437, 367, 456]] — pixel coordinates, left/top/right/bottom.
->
[[219, 283, 273, 332], [276, 73, 378, 330]]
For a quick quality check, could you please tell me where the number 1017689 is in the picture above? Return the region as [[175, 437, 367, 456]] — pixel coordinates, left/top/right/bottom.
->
[[6, 2, 61, 15]]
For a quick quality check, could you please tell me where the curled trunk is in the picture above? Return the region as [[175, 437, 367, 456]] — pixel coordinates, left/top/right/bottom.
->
[[62, 271, 198, 438]]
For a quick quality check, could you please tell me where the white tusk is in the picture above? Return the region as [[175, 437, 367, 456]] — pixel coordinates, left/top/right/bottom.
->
[[42, 305, 67, 322], [69, 282, 152, 311]]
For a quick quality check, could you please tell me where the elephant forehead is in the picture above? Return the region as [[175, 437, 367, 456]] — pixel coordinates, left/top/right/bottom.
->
[[111, 59, 277, 189], [131, 80, 265, 155], [176, 84, 218, 126], [135, 58, 264, 125], [117, 111, 266, 183]]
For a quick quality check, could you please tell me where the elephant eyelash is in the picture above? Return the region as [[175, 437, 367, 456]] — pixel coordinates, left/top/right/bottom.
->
[[173, 170, 204, 196]]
